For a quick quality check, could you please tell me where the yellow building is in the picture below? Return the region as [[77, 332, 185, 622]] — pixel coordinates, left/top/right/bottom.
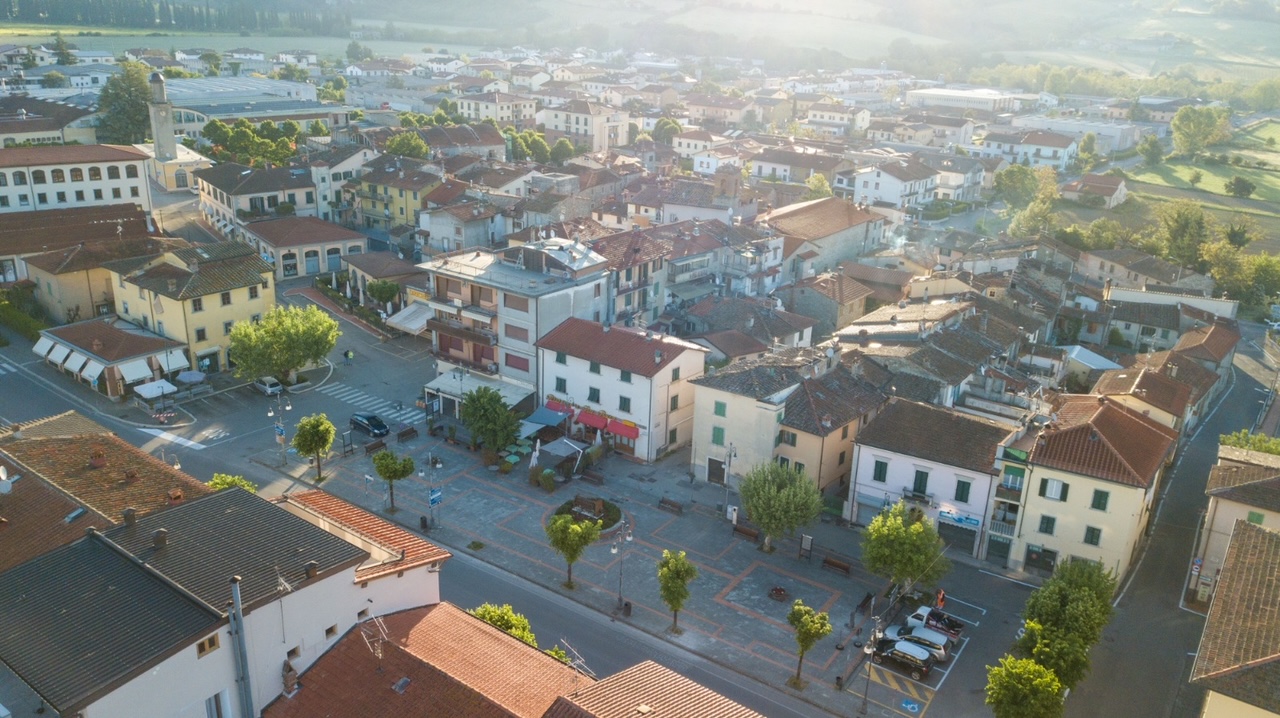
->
[[25, 237, 185, 325], [355, 154, 441, 231], [103, 242, 275, 373]]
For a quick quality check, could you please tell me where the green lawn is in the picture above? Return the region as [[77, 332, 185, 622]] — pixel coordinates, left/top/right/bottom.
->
[[1127, 161, 1280, 204], [1056, 192, 1280, 256], [1236, 120, 1280, 149]]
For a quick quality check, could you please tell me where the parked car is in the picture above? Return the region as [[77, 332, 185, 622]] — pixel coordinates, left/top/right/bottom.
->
[[884, 623, 953, 663], [350, 412, 389, 438], [871, 638, 935, 680], [907, 606, 965, 639], [1266, 319, 1280, 331], [252, 377, 282, 396]]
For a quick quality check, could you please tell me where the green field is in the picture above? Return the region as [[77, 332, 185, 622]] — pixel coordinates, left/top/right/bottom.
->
[[1127, 162, 1280, 204]]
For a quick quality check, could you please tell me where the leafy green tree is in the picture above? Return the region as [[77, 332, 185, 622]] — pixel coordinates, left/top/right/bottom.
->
[[229, 305, 341, 383], [1156, 199, 1212, 270], [207, 473, 257, 493], [739, 463, 823, 551], [292, 413, 337, 482], [51, 32, 78, 65], [545, 514, 601, 588], [470, 603, 538, 646], [994, 164, 1039, 209], [279, 120, 302, 141], [527, 135, 551, 164], [1170, 105, 1233, 158], [627, 122, 641, 145], [1009, 198, 1058, 238], [346, 40, 372, 63], [1079, 132, 1097, 157], [1225, 175, 1257, 198], [1023, 559, 1116, 647], [1219, 215, 1259, 248], [199, 52, 222, 76], [257, 120, 280, 141], [372, 448, 415, 510], [985, 656, 1064, 718], [96, 62, 152, 144], [1138, 134, 1164, 166], [802, 173, 833, 200], [1016, 620, 1092, 690], [1188, 169, 1204, 188], [272, 64, 310, 82], [385, 131, 430, 159], [308, 120, 329, 137], [365, 279, 400, 313], [652, 117, 683, 145], [786, 599, 832, 686], [861, 500, 951, 589], [1200, 239, 1250, 301], [202, 119, 231, 147], [550, 137, 576, 165], [1223, 429, 1280, 453], [657, 550, 698, 632], [459, 386, 520, 452], [39, 71, 69, 89]]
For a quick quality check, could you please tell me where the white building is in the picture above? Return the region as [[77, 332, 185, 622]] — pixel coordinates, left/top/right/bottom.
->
[[906, 87, 1016, 113], [535, 318, 706, 462], [848, 159, 939, 208], [457, 92, 538, 127], [539, 99, 629, 153], [0, 144, 153, 215]]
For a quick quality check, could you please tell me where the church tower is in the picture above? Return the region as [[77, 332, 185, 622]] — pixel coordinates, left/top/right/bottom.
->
[[148, 72, 177, 162]]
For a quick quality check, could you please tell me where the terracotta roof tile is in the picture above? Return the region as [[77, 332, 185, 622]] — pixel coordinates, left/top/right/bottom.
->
[[543, 661, 763, 718], [280, 490, 452, 580], [1131, 350, 1219, 404], [855, 399, 1012, 474], [342, 251, 424, 279], [0, 452, 111, 573], [104, 242, 272, 300], [693, 329, 768, 359], [536, 319, 705, 378], [1206, 463, 1280, 514], [0, 205, 151, 256], [759, 197, 880, 241], [244, 217, 366, 249], [22, 236, 185, 275], [791, 272, 873, 306], [1191, 521, 1280, 712], [1092, 366, 1191, 417], [1174, 321, 1241, 363], [782, 366, 886, 436], [1032, 395, 1177, 488], [0, 143, 148, 168], [44, 315, 183, 363]]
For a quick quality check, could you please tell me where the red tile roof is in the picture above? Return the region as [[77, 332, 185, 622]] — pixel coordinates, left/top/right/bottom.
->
[[22, 236, 186, 275], [1173, 321, 1240, 363], [1032, 395, 1178, 488], [0, 205, 152, 256], [244, 216, 366, 249], [0, 143, 148, 168], [759, 197, 881, 241], [280, 490, 451, 580], [791, 272, 873, 306], [0, 452, 112, 573], [1092, 366, 1192, 418], [44, 315, 183, 363], [543, 661, 763, 718], [536, 319, 706, 378], [694, 329, 768, 359]]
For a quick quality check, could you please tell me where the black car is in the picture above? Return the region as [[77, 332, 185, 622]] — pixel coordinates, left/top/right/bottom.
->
[[350, 412, 389, 437], [871, 638, 935, 681]]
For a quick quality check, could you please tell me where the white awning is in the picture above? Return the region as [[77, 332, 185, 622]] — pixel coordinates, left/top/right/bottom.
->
[[63, 352, 88, 374], [134, 378, 177, 400], [386, 302, 433, 335], [118, 359, 153, 384], [32, 337, 53, 357], [81, 360, 105, 382], [424, 372, 532, 408], [158, 348, 189, 371], [45, 344, 70, 364]]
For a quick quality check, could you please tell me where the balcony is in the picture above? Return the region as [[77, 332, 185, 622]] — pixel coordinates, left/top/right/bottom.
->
[[236, 207, 273, 220], [995, 483, 1024, 502], [989, 520, 1017, 537], [357, 189, 391, 202], [616, 275, 650, 293], [428, 348, 498, 375], [901, 487, 933, 506], [427, 317, 497, 346]]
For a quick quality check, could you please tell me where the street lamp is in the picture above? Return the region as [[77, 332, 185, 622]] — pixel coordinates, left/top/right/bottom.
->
[[267, 392, 292, 466], [859, 616, 884, 716], [159, 447, 181, 470], [610, 517, 634, 611], [723, 442, 737, 515]]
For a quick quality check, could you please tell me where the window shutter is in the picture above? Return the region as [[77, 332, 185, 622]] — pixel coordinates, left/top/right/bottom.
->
[[1039, 478, 1048, 497], [1059, 483, 1069, 502]]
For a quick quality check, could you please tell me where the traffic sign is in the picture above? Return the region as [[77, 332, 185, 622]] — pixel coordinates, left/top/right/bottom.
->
[[429, 488, 442, 507], [275, 424, 286, 437]]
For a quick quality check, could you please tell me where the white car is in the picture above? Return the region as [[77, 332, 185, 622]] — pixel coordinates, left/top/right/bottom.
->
[[884, 623, 953, 663], [252, 377, 282, 396], [1266, 320, 1280, 331]]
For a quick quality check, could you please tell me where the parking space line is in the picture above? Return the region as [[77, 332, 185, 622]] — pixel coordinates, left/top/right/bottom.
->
[[869, 664, 934, 703], [944, 596, 987, 615]]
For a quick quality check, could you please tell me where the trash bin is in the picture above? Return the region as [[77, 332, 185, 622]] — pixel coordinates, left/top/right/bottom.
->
[[623, 601, 632, 617], [835, 675, 844, 690]]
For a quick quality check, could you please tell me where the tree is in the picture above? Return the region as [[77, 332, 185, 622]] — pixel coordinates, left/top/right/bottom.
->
[[96, 62, 152, 144], [207, 473, 257, 492], [1200, 239, 1250, 301], [279, 120, 302, 141], [385, 131, 430, 159], [802, 173, 833, 200], [460, 387, 519, 450], [470, 603, 537, 647], [786, 599, 832, 687], [652, 117, 682, 145], [1225, 175, 1257, 198], [51, 32, 77, 65], [994, 165, 1039, 209], [550, 137, 576, 165], [1023, 559, 1115, 647], [627, 121, 640, 145], [1188, 169, 1204, 188], [657, 550, 698, 632], [545, 514, 601, 588], [308, 120, 329, 137], [527, 135, 551, 164], [738, 463, 823, 551], [371, 448, 415, 510], [229, 305, 341, 384], [985, 656, 1064, 718], [1170, 105, 1232, 158], [39, 71, 69, 89], [1219, 214, 1260, 248], [861, 500, 951, 589], [346, 41, 372, 63], [200, 52, 222, 76], [1016, 620, 1092, 690], [1156, 199, 1212, 269], [202, 119, 231, 147], [1009, 198, 1058, 238], [291, 413, 337, 482], [365, 279, 400, 314], [1221, 429, 1280, 455], [272, 64, 310, 82], [1138, 134, 1164, 166], [1079, 132, 1097, 157], [387, 74, 406, 90]]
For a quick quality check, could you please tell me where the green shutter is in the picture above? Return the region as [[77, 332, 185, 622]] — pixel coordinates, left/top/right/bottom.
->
[[1039, 478, 1048, 497], [873, 460, 887, 482], [712, 426, 725, 446], [955, 480, 971, 503], [1059, 483, 1069, 502]]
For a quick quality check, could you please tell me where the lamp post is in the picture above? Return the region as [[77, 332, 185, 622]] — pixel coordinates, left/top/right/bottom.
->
[[267, 392, 292, 467], [159, 447, 181, 470], [453, 366, 470, 419], [610, 517, 634, 611], [859, 617, 884, 716], [723, 442, 737, 516]]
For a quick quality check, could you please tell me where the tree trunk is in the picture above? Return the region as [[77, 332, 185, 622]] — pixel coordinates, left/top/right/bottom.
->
[[763, 534, 773, 551], [389, 480, 396, 509], [795, 651, 805, 683], [567, 561, 574, 587], [673, 610, 679, 630], [315, 451, 323, 481]]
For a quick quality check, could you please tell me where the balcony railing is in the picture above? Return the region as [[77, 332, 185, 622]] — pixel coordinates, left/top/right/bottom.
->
[[902, 488, 933, 505], [429, 348, 498, 376], [427, 317, 497, 346], [989, 520, 1016, 537], [995, 483, 1024, 502], [357, 189, 391, 202]]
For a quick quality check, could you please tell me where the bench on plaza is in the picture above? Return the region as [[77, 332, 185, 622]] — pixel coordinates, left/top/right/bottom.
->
[[364, 439, 387, 456], [396, 426, 419, 443], [580, 469, 605, 486], [822, 555, 852, 577], [571, 495, 605, 523], [658, 497, 684, 515], [731, 524, 760, 542]]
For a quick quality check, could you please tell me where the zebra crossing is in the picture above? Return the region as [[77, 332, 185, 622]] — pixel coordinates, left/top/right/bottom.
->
[[0, 361, 18, 376], [315, 382, 423, 424]]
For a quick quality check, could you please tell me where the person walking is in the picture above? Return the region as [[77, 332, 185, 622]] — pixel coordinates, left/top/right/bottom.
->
[[343, 349, 354, 366]]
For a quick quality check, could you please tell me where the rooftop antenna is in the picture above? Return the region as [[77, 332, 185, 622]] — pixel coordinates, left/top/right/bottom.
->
[[274, 566, 297, 595], [360, 615, 390, 673], [558, 639, 596, 681]]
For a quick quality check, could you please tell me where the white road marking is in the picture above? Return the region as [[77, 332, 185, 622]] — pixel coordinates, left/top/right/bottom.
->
[[138, 429, 207, 449], [317, 382, 421, 423]]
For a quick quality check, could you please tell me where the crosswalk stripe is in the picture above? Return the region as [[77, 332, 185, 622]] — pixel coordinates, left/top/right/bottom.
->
[[317, 382, 422, 424], [0, 363, 16, 374]]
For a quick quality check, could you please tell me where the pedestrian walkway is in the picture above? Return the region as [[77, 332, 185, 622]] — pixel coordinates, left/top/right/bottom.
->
[[0, 359, 20, 376], [315, 381, 424, 425], [283, 286, 391, 340]]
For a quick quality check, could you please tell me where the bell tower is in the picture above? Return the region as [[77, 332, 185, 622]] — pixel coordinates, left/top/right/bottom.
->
[[148, 72, 177, 162]]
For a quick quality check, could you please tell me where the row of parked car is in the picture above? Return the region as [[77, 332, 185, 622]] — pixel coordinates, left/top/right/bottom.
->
[[870, 606, 965, 681]]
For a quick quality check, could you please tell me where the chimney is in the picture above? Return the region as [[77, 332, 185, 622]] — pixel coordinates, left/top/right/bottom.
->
[[168, 488, 184, 504], [1169, 363, 1178, 379], [123, 507, 137, 525], [602, 323, 611, 332], [645, 331, 653, 341], [152, 528, 168, 548], [91, 338, 104, 352], [980, 311, 988, 333], [654, 350, 662, 364], [304, 561, 319, 579]]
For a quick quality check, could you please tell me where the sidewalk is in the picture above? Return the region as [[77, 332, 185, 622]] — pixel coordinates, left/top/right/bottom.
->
[[282, 285, 392, 340]]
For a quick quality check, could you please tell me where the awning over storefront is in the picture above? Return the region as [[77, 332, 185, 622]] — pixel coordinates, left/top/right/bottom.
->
[[518, 419, 542, 439], [545, 399, 574, 417], [158, 348, 189, 372], [607, 419, 640, 439], [386, 302, 433, 335], [81, 360, 105, 382], [134, 379, 177, 400], [424, 371, 532, 407], [527, 405, 571, 427], [63, 352, 88, 374], [31, 337, 53, 357], [577, 410, 608, 430], [45, 344, 70, 365], [118, 359, 153, 384]]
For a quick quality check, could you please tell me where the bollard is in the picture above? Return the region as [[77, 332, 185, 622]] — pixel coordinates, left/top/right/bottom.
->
[[623, 601, 632, 617]]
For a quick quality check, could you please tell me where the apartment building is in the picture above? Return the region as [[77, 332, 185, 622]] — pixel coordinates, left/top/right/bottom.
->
[[0, 144, 152, 214]]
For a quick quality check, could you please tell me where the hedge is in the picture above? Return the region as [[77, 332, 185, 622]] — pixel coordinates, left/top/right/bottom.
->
[[0, 301, 46, 341]]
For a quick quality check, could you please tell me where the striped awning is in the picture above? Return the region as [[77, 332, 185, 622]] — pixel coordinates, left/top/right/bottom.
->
[[81, 360, 105, 382]]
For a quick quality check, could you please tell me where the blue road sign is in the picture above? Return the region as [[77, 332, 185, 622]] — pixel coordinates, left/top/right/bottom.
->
[[429, 488, 442, 507], [275, 424, 286, 437]]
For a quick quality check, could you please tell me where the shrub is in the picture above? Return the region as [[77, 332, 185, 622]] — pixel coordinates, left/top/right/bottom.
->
[[498, 461, 513, 474], [0, 291, 48, 341], [538, 470, 556, 492]]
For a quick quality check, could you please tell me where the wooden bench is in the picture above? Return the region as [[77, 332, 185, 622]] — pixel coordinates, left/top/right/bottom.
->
[[822, 555, 852, 577], [580, 470, 605, 486], [396, 426, 419, 443], [658, 497, 684, 515], [571, 495, 605, 523], [364, 439, 387, 456], [732, 524, 760, 542]]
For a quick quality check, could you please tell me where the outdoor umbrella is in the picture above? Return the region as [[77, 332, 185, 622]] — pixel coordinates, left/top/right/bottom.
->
[[176, 370, 206, 384], [528, 439, 541, 469]]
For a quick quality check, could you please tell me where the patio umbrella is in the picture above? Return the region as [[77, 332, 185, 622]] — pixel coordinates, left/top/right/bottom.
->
[[176, 370, 206, 384], [528, 439, 541, 469]]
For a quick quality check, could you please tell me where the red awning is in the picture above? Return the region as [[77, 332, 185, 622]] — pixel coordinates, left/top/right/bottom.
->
[[577, 410, 608, 430], [607, 419, 639, 439], [545, 399, 574, 418]]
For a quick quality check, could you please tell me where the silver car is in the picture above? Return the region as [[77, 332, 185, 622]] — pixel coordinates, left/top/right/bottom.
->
[[884, 623, 953, 663]]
